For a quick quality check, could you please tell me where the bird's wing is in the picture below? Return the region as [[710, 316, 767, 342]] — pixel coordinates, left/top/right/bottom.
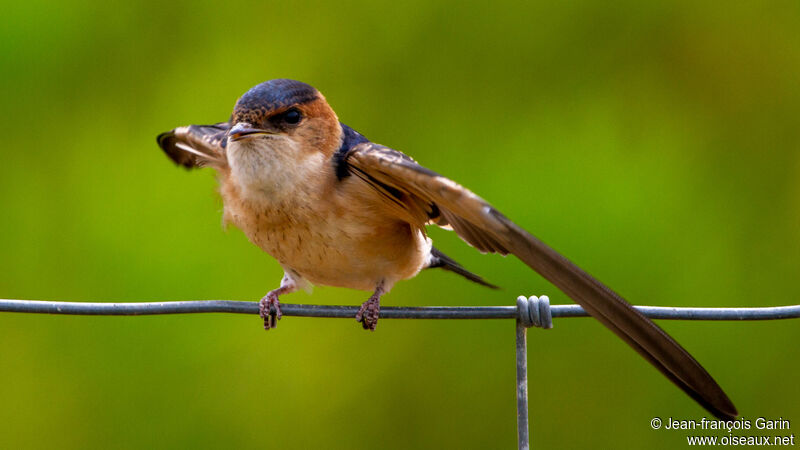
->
[[157, 122, 230, 169], [344, 142, 737, 420]]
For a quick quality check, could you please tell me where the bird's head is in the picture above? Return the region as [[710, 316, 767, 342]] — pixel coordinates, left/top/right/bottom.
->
[[227, 79, 341, 158]]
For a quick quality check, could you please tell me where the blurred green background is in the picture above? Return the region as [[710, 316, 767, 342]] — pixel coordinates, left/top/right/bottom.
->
[[1, 1, 799, 448]]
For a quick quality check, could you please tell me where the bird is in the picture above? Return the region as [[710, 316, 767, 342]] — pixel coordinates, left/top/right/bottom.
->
[[157, 78, 737, 419]]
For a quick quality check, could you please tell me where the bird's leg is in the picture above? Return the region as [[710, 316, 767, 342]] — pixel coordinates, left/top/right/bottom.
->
[[259, 272, 298, 330], [356, 282, 385, 331]]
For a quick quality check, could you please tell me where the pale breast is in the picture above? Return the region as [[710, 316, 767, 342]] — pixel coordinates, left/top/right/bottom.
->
[[219, 173, 431, 292]]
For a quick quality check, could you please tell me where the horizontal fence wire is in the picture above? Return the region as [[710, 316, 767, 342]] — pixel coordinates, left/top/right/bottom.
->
[[3, 296, 799, 450], [1, 298, 799, 321]]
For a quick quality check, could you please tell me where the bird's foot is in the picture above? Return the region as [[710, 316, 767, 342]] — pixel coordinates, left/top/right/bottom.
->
[[259, 291, 283, 330], [356, 294, 381, 331]]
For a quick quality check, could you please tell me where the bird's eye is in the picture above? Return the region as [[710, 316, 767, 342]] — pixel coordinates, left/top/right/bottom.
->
[[282, 108, 302, 125]]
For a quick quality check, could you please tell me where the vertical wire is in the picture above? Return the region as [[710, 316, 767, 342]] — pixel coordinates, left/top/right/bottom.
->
[[516, 320, 530, 450]]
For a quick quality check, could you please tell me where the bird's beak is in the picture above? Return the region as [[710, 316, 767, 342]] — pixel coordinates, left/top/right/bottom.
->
[[229, 123, 275, 142]]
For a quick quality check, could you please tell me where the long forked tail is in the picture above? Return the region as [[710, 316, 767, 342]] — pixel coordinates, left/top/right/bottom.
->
[[342, 143, 737, 419], [493, 211, 739, 420], [428, 247, 499, 289]]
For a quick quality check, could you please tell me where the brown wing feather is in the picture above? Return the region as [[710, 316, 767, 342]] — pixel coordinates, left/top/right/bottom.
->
[[344, 142, 737, 420], [157, 122, 230, 169]]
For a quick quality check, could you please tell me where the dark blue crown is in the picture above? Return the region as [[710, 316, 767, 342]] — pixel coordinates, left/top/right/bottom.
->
[[234, 79, 318, 113]]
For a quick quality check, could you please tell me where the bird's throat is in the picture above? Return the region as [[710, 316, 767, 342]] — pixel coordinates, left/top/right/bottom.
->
[[228, 140, 325, 203]]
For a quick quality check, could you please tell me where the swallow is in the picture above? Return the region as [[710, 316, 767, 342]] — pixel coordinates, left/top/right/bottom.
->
[[157, 78, 736, 419]]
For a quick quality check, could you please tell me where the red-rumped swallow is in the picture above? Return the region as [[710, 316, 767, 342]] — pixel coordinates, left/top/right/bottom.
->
[[157, 79, 736, 419]]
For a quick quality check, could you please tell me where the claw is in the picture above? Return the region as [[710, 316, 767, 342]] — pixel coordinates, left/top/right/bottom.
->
[[257, 272, 299, 331], [356, 295, 381, 331], [259, 292, 282, 330]]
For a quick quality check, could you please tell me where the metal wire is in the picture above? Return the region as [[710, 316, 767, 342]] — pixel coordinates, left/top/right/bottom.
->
[[1, 298, 799, 321], [3, 296, 799, 450]]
